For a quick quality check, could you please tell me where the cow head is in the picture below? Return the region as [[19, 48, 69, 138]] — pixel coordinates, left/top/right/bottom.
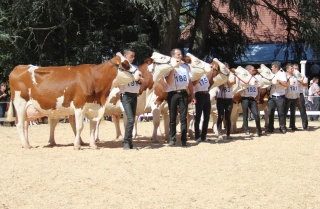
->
[[231, 66, 259, 93], [116, 52, 141, 82], [257, 64, 278, 88], [146, 52, 179, 83], [182, 53, 213, 81], [293, 69, 308, 84], [210, 58, 230, 88]]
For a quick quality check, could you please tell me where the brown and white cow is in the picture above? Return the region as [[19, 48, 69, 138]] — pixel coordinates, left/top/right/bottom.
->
[[7, 55, 140, 149], [95, 52, 180, 141]]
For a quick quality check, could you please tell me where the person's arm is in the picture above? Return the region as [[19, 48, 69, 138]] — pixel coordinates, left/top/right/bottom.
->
[[188, 81, 196, 104], [192, 78, 201, 87], [165, 70, 175, 85]]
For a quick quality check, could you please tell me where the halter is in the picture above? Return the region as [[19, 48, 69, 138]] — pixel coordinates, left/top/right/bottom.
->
[[150, 57, 172, 74], [234, 73, 255, 85], [109, 59, 127, 72], [256, 72, 275, 82]]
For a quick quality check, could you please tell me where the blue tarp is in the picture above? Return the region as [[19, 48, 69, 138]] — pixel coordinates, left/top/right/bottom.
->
[[235, 43, 319, 64]]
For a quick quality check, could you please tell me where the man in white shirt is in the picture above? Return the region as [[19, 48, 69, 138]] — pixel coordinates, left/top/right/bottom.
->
[[293, 64, 308, 130], [120, 48, 143, 150], [267, 61, 289, 133], [166, 48, 196, 147], [284, 63, 299, 131], [241, 65, 262, 136], [193, 74, 211, 142], [309, 77, 320, 121]]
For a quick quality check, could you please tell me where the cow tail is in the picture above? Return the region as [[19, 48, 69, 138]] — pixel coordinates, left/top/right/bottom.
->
[[6, 100, 14, 122]]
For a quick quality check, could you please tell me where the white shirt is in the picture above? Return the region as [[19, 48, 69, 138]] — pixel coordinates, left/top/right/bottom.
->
[[241, 85, 259, 97], [285, 76, 299, 99], [217, 83, 233, 99], [166, 63, 191, 92], [194, 75, 210, 92], [270, 70, 287, 96]]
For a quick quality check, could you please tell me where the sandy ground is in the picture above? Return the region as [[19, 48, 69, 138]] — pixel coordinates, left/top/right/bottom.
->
[[1, 117, 320, 209]]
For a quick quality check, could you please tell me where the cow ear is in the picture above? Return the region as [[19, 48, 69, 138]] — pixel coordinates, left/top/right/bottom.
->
[[122, 60, 130, 70], [182, 56, 192, 64], [144, 58, 154, 65]]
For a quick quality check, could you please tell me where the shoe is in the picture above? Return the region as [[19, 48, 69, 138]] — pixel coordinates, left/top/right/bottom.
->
[[196, 138, 202, 143], [181, 141, 188, 147], [123, 143, 131, 150], [266, 129, 274, 133], [226, 136, 233, 140], [245, 130, 250, 135], [168, 141, 175, 146], [256, 132, 262, 137], [218, 135, 223, 140], [248, 117, 254, 121], [303, 127, 308, 130], [279, 128, 287, 134]]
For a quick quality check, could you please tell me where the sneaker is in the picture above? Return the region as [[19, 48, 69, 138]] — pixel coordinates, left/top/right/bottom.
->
[[123, 143, 131, 150], [196, 138, 202, 143], [245, 130, 250, 135], [218, 135, 223, 140], [168, 141, 175, 146], [226, 136, 233, 140]]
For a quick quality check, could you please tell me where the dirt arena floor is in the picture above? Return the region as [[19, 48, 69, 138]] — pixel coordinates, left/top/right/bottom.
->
[[1, 117, 320, 209]]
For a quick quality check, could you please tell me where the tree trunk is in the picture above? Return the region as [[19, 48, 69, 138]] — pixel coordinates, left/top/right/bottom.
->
[[159, 0, 182, 55], [188, 0, 213, 58]]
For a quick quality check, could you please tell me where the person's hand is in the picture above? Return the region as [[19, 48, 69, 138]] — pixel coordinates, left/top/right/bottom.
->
[[2, 93, 7, 97]]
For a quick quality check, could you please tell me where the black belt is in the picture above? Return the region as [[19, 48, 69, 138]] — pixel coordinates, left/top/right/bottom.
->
[[122, 92, 138, 96], [271, 95, 285, 98], [242, 97, 254, 99], [196, 91, 208, 94], [171, 89, 186, 93]]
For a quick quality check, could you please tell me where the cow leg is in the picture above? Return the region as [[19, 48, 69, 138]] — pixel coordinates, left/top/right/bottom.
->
[[15, 100, 32, 149], [187, 114, 195, 139], [73, 110, 85, 150], [230, 107, 238, 134], [151, 108, 160, 143], [48, 118, 58, 146], [132, 115, 139, 139], [162, 110, 170, 142], [69, 115, 85, 145], [211, 112, 218, 135], [95, 120, 101, 142], [89, 120, 98, 149], [263, 108, 268, 129], [113, 115, 123, 139]]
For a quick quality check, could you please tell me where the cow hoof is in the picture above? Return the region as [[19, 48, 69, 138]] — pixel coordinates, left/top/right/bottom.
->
[[73, 145, 81, 150], [95, 138, 100, 143], [23, 145, 32, 149], [90, 145, 99, 150], [48, 142, 56, 147]]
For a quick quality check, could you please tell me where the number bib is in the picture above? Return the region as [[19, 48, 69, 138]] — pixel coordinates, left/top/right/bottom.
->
[[241, 85, 258, 97], [195, 75, 210, 92], [217, 83, 233, 98], [286, 77, 299, 98], [166, 64, 190, 92]]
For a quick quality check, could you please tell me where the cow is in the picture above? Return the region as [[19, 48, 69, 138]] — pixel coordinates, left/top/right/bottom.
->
[[7, 54, 140, 149]]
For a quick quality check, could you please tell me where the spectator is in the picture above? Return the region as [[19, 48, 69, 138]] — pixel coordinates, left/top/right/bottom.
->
[[309, 77, 320, 121], [0, 83, 8, 126]]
